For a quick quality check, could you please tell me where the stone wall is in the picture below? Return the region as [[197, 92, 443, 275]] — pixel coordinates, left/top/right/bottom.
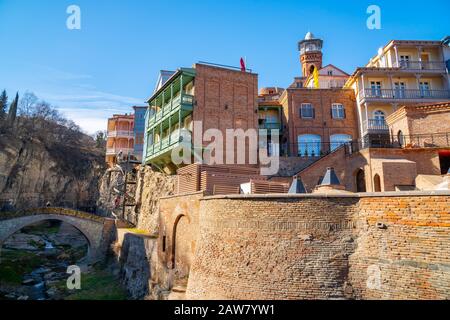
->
[[156, 192, 203, 290], [185, 192, 450, 300], [349, 195, 450, 299], [186, 195, 359, 300]]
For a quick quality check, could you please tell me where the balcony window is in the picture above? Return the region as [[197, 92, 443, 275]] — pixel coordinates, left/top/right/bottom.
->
[[373, 110, 386, 126], [394, 82, 406, 98], [300, 103, 315, 119], [399, 55, 410, 68], [419, 82, 431, 97], [298, 134, 321, 157], [331, 104, 345, 119], [370, 81, 382, 97]]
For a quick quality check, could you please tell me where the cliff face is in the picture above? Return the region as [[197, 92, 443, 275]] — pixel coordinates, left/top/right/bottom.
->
[[0, 132, 105, 211], [97, 166, 176, 231]]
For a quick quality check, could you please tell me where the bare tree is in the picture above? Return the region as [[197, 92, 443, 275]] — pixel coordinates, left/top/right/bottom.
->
[[18, 91, 38, 117]]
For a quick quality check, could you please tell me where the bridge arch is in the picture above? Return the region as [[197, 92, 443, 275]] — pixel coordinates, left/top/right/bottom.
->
[[0, 208, 115, 262]]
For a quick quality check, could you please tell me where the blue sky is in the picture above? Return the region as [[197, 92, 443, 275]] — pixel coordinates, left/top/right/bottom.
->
[[0, 0, 448, 134]]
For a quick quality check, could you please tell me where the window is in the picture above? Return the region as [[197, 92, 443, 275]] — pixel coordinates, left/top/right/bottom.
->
[[300, 103, 315, 119], [370, 81, 382, 96], [399, 55, 410, 68], [298, 134, 321, 157], [327, 70, 333, 76], [331, 104, 345, 119], [419, 81, 431, 97], [374, 110, 385, 120], [394, 82, 406, 98], [330, 134, 352, 151]]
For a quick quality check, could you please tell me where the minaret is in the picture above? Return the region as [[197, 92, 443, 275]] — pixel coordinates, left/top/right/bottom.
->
[[298, 32, 323, 77]]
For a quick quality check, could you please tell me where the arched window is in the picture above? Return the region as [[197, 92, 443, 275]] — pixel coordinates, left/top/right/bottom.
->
[[298, 134, 321, 157], [374, 174, 382, 192], [330, 134, 352, 151], [373, 110, 385, 121]]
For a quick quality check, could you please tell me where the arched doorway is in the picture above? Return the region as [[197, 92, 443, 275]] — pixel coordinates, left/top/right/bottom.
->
[[356, 169, 366, 192], [374, 174, 382, 192], [171, 215, 185, 270]]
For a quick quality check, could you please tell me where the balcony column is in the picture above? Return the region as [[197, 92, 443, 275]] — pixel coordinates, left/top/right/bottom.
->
[[415, 74, 422, 96], [169, 116, 172, 145], [417, 46, 423, 66], [394, 45, 399, 67], [179, 74, 184, 143], [160, 122, 163, 151], [152, 127, 155, 154], [388, 74, 394, 90], [170, 82, 174, 110]]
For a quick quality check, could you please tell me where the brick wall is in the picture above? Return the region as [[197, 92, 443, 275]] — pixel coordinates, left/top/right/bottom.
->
[[193, 64, 259, 165], [282, 88, 358, 156], [185, 193, 450, 300], [387, 104, 450, 137], [349, 195, 450, 299], [297, 147, 443, 193], [187, 195, 359, 300], [157, 192, 204, 286]]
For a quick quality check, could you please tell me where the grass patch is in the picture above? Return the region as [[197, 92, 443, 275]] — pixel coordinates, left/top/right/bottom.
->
[[58, 270, 127, 300], [0, 250, 43, 284]]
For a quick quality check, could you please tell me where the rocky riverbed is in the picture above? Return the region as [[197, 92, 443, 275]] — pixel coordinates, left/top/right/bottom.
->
[[0, 220, 127, 300]]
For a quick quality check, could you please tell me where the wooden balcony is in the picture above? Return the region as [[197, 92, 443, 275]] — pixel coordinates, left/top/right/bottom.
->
[[106, 147, 134, 156], [147, 94, 194, 128], [107, 130, 134, 138]]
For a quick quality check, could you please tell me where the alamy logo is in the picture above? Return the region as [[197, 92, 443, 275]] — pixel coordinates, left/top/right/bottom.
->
[[66, 265, 81, 290], [170, 121, 280, 176], [366, 5, 381, 30], [66, 5, 81, 30]]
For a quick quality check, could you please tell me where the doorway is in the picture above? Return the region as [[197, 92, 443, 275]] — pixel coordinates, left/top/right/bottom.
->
[[356, 169, 367, 192]]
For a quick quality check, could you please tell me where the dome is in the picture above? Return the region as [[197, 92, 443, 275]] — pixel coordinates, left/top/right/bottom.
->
[[305, 31, 315, 40]]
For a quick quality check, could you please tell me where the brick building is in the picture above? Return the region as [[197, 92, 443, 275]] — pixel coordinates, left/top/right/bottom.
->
[[144, 63, 258, 174]]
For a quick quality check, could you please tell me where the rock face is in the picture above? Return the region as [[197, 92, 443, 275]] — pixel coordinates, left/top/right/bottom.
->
[[0, 132, 105, 211], [134, 166, 176, 234], [97, 165, 176, 233], [118, 233, 156, 300]]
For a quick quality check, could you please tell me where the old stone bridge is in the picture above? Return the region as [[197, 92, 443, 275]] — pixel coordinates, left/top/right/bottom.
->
[[0, 208, 116, 262]]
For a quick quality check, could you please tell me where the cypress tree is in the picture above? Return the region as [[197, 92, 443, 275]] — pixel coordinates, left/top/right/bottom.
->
[[0, 90, 7, 120], [7, 92, 19, 125]]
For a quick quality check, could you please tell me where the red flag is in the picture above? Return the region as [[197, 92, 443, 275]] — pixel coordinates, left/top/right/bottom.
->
[[240, 57, 246, 72]]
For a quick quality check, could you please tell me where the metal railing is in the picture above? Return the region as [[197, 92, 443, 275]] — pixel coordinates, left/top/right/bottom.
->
[[397, 60, 446, 70], [363, 119, 389, 132], [362, 88, 450, 100], [280, 142, 353, 157], [347, 132, 450, 154]]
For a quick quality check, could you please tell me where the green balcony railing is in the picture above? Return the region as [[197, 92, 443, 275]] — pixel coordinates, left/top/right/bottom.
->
[[147, 94, 194, 128], [259, 122, 282, 130]]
